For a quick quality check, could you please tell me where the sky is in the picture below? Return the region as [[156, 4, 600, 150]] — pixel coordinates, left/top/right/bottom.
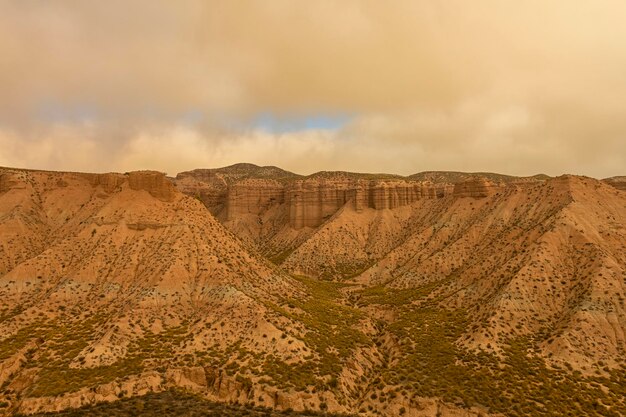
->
[[0, 1, 625, 178]]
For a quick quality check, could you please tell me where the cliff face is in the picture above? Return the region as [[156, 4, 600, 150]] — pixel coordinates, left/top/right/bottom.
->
[[127, 171, 176, 202], [285, 179, 454, 228], [226, 179, 285, 221], [452, 177, 503, 198], [0, 169, 175, 201], [172, 166, 556, 276], [0, 172, 15, 194], [176, 171, 455, 229], [78, 172, 126, 194], [176, 165, 299, 217], [604, 176, 626, 192]]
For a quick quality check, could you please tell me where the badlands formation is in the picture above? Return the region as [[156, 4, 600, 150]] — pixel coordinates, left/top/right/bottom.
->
[[0, 163, 625, 416]]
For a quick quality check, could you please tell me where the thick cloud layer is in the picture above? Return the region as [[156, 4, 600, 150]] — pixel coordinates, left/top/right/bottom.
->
[[0, 1, 625, 177]]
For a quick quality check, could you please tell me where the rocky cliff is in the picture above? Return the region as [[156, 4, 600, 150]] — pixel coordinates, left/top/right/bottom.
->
[[604, 176, 626, 192], [0, 169, 175, 201], [285, 178, 453, 228], [78, 172, 126, 194], [226, 179, 286, 221], [83, 170, 177, 201], [452, 177, 503, 198], [176, 165, 299, 217], [127, 171, 176, 202], [176, 166, 456, 229], [0, 172, 17, 194]]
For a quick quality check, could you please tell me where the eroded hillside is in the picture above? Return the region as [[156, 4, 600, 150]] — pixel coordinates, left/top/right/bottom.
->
[[1, 165, 625, 417]]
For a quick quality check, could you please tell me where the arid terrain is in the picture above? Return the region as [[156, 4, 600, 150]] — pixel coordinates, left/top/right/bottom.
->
[[1, 164, 625, 417]]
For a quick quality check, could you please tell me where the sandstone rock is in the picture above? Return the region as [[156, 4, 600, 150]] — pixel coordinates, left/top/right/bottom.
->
[[0, 172, 15, 194], [604, 176, 626, 192], [165, 366, 208, 390], [285, 179, 454, 229], [179, 175, 455, 230], [78, 172, 126, 194], [17, 372, 164, 415], [78, 171, 174, 200], [226, 179, 285, 221], [452, 177, 502, 198], [175, 164, 299, 216], [127, 171, 176, 202]]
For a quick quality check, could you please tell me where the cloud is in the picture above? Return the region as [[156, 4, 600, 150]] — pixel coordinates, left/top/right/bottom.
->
[[0, 1, 625, 177]]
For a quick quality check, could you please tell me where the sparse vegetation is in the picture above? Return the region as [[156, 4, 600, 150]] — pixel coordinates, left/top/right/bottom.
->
[[17, 390, 356, 417], [1, 166, 625, 417], [259, 276, 369, 391], [356, 283, 626, 416]]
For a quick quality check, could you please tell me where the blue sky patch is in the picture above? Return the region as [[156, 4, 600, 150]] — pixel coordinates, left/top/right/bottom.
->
[[250, 112, 351, 133]]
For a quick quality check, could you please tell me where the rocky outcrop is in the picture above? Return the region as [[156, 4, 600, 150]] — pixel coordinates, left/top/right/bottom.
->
[[166, 366, 344, 413], [79, 172, 126, 194], [175, 165, 299, 217], [226, 179, 285, 221], [286, 179, 453, 228], [286, 180, 353, 229], [0, 173, 9, 194], [15, 366, 495, 416], [453, 177, 502, 198], [77, 171, 175, 200], [175, 171, 231, 216], [176, 170, 455, 229], [128, 171, 176, 202], [0, 172, 18, 194], [604, 176, 626, 192], [17, 371, 164, 415], [367, 181, 451, 209]]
